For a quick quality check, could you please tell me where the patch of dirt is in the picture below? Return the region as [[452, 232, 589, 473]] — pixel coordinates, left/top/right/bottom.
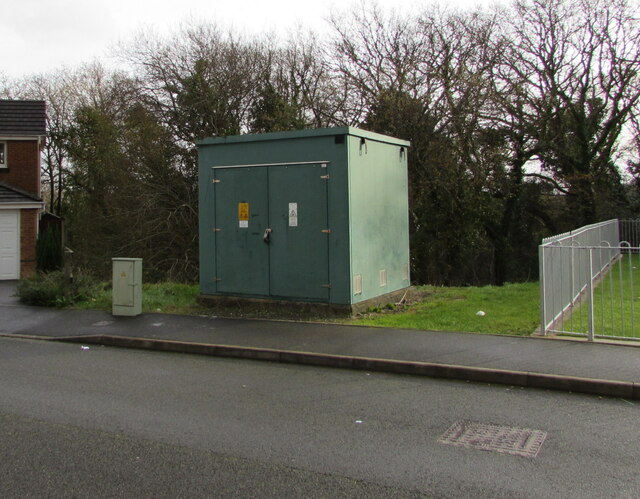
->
[[352, 286, 431, 319], [194, 287, 432, 322]]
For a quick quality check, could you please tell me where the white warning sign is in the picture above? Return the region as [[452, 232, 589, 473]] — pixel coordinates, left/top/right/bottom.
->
[[288, 202, 298, 227]]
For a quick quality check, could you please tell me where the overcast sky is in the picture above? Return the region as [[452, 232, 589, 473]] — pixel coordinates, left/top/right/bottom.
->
[[3, 0, 491, 80]]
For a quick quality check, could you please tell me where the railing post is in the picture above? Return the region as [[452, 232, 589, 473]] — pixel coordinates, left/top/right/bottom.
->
[[587, 248, 595, 342], [539, 244, 547, 335]]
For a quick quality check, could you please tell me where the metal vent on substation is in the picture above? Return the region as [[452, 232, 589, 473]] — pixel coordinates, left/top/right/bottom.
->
[[353, 274, 363, 295], [379, 269, 387, 287]]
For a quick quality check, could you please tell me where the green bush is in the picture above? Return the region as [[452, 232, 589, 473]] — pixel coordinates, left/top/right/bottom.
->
[[17, 271, 100, 307]]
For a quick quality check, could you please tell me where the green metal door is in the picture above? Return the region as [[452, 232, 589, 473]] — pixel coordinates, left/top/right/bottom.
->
[[214, 167, 269, 296], [213, 163, 329, 300], [268, 164, 329, 300]]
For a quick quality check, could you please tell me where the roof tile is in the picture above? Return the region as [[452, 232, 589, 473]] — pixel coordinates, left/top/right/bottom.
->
[[0, 182, 43, 203], [0, 100, 46, 136]]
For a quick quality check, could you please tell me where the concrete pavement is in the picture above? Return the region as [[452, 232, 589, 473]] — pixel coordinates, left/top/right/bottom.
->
[[1, 281, 639, 399]]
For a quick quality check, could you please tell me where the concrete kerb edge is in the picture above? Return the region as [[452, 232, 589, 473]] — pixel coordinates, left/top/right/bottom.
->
[[12, 333, 639, 400]]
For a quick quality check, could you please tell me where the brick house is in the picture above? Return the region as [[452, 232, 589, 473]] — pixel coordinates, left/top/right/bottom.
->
[[0, 100, 46, 280]]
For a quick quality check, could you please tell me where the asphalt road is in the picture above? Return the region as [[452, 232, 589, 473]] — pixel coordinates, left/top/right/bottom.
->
[[1, 337, 639, 498]]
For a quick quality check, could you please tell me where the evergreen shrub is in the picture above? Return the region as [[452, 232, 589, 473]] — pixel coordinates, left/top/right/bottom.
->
[[36, 227, 63, 272], [17, 271, 100, 307]]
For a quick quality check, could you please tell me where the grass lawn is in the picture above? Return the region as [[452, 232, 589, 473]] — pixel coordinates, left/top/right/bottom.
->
[[73, 281, 541, 336], [348, 282, 540, 336], [73, 282, 203, 315]]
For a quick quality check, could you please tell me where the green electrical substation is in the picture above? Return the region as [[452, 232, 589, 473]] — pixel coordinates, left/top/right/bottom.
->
[[197, 126, 410, 314]]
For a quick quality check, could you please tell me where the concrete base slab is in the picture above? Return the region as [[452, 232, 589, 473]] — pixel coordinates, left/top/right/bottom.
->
[[198, 288, 410, 317]]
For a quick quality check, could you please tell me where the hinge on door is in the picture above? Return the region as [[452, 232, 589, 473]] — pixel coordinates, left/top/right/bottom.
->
[[320, 175, 330, 179], [322, 283, 332, 288], [212, 179, 221, 184], [213, 228, 221, 232], [321, 229, 332, 234]]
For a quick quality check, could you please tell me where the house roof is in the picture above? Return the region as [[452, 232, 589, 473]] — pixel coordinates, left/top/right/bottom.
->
[[0, 100, 46, 136], [0, 182, 43, 204]]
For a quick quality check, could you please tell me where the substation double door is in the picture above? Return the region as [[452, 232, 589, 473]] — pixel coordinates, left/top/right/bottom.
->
[[213, 162, 330, 301]]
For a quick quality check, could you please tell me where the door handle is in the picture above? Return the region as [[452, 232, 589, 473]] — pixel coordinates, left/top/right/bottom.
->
[[263, 228, 272, 244]]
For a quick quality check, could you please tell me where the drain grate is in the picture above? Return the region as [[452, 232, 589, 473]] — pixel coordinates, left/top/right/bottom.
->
[[438, 420, 547, 458]]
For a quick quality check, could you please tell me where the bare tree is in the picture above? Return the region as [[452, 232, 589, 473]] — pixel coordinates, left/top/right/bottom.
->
[[122, 24, 265, 143], [330, 4, 426, 125], [497, 0, 640, 224], [11, 72, 74, 216], [273, 30, 347, 128]]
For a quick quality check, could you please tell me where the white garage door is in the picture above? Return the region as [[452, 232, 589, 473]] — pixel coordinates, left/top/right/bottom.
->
[[0, 210, 19, 280]]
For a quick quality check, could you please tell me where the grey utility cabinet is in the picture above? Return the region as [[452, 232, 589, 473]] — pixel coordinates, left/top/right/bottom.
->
[[112, 258, 142, 316]]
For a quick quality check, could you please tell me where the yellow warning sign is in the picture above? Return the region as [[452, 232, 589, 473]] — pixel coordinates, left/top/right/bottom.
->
[[238, 203, 249, 221], [238, 202, 249, 228]]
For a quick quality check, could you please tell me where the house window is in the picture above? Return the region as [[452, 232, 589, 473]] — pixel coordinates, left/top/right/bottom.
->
[[0, 142, 5, 168]]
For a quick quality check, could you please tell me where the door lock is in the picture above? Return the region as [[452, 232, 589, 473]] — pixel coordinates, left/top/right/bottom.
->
[[263, 228, 272, 244]]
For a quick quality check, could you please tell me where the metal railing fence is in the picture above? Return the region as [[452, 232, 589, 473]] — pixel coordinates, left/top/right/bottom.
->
[[619, 219, 640, 248], [539, 219, 640, 341]]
